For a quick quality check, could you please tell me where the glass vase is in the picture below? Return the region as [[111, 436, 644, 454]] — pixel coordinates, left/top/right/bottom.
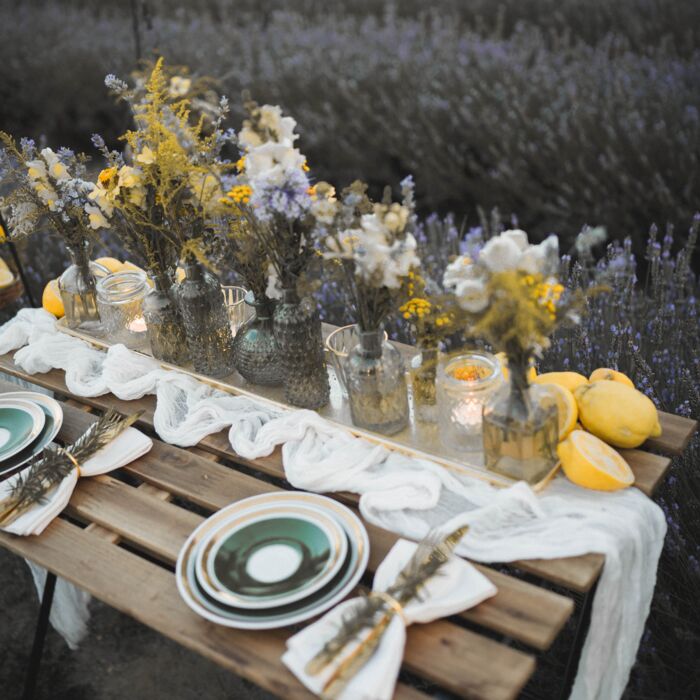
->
[[143, 274, 190, 365], [58, 240, 105, 330], [232, 292, 283, 386], [344, 328, 409, 435], [176, 260, 235, 377], [96, 270, 149, 349], [482, 358, 558, 484], [410, 341, 439, 423], [272, 288, 330, 409]]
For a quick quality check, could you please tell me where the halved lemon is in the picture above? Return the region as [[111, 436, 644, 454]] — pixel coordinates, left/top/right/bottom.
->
[[0, 266, 14, 289], [537, 383, 578, 440], [42, 279, 64, 318], [558, 430, 634, 491]]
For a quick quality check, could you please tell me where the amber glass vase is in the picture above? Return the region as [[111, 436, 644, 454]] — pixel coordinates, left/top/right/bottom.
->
[[482, 358, 558, 484]]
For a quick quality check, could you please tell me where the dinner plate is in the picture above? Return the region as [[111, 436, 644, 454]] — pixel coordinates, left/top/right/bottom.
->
[[0, 399, 45, 463], [0, 392, 64, 479], [196, 504, 348, 610], [176, 492, 369, 629]]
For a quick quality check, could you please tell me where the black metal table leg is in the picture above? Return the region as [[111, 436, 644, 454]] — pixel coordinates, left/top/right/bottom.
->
[[559, 580, 598, 699], [22, 571, 57, 700]]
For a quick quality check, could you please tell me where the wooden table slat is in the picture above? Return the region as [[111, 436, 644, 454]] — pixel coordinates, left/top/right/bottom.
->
[[0, 520, 532, 700]]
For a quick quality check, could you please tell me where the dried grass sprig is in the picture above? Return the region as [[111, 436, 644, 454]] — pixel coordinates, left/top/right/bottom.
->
[[305, 525, 468, 694], [0, 409, 141, 527]]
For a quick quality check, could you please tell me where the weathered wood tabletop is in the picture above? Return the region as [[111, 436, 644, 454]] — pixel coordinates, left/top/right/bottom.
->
[[0, 353, 696, 700]]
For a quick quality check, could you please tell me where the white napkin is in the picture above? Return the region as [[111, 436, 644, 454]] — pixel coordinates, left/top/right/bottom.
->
[[1, 426, 153, 536], [283, 538, 497, 700]]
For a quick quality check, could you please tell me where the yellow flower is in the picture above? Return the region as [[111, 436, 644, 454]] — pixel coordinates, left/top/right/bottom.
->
[[302, 160, 310, 172], [0, 223, 5, 242], [136, 146, 156, 165], [308, 184, 317, 198], [235, 156, 246, 172], [224, 185, 253, 205], [98, 167, 118, 189]]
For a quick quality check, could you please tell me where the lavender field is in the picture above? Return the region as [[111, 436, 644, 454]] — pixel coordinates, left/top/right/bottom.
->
[[0, 1, 698, 698]]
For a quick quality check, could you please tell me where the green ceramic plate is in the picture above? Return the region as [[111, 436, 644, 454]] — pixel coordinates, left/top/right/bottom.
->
[[0, 399, 45, 463], [0, 393, 63, 480], [176, 493, 369, 630], [198, 507, 348, 609]]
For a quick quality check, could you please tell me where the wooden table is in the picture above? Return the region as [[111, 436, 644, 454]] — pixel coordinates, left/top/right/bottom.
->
[[0, 354, 696, 700]]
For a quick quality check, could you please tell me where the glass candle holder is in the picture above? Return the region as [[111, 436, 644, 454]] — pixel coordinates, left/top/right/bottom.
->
[[436, 351, 503, 452], [221, 285, 254, 337], [96, 271, 149, 349], [325, 324, 388, 396]]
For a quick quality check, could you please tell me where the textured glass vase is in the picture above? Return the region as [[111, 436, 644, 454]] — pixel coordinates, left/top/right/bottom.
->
[[176, 260, 235, 377], [482, 358, 558, 484], [344, 328, 409, 435], [272, 288, 330, 409], [143, 274, 190, 365], [58, 240, 105, 330], [232, 292, 283, 386], [410, 342, 439, 423]]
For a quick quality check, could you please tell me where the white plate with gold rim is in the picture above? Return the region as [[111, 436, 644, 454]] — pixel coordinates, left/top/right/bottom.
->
[[195, 504, 348, 610], [176, 492, 369, 629]]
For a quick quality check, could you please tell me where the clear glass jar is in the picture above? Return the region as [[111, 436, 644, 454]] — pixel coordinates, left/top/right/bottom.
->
[[344, 328, 409, 435], [176, 260, 235, 377], [411, 341, 440, 424], [437, 352, 503, 452], [143, 274, 189, 365], [58, 240, 108, 330], [273, 287, 330, 409], [482, 358, 559, 484], [96, 271, 149, 349], [222, 285, 255, 337], [232, 292, 283, 386]]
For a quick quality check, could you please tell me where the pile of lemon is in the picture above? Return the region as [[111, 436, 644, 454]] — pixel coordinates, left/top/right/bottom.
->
[[530, 369, 662, 491], [41, 258, 161, 318]]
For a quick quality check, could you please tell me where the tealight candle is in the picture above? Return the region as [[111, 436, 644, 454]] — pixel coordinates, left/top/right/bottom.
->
[[436, 352, 503, 453], [127, 316, 147, 334]]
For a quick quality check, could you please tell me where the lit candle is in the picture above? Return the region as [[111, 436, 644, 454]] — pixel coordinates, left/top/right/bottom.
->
[[127, 316, 147, 334], [454, 398, 483, 429]]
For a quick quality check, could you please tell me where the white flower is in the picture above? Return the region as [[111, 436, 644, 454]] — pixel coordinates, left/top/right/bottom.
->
[[168, 76, 191, 97], [238, 126, 263, 150], [500, 229, 529, 252], [479, 234, 524, 273], [245, 142, 306, 187], [117, 166, 142, 189], [136, 147, 156, 165], [40, 148, 70, 182], [258, 105, 298, 145], [88, 184, 115, 217], [26, 159, 48, 182], [85, 204, 110, 230], [454, 278, 490, 313], [443, 255, 480, 288], [518, 235, 559, 275], [311, 197, 339, 225], [382, 232, 419, 288]]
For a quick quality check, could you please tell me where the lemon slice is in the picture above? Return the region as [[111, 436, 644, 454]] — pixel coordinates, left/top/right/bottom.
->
[[0, 267, 14, 289], [537, 383, 578, 440], [42, 279, 64, 318], [558, 430, 634, 491]]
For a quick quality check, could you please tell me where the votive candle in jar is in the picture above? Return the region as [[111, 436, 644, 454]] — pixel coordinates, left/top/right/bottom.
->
[[437, 352, 503, 452], [96, 271, 149, 349]]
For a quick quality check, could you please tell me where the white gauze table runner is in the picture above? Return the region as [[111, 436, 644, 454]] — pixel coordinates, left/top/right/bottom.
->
[[0, 309, 667, 700]]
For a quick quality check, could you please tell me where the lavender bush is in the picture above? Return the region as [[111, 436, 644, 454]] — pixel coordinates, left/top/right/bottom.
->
[[1, 2, 698, 248]]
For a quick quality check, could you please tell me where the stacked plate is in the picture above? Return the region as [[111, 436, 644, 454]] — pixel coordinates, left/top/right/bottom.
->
[[176, 492, 370, 629], [0, 391, 64, 481]]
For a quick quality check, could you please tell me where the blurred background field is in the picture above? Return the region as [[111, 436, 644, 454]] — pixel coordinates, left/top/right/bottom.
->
[[0, 2, 698, 699]]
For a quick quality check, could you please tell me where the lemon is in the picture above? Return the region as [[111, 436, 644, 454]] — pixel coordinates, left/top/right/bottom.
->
[[558, 430, 634, 491], [574, 381, 661, 448], [589, 367, 634, 388], [0, 266, 14, 289], [95, 257, 125, 274], [533, 371, 588, 393], [175, 266, 186, 283], [495, 352, 537, 383], [42, 279, 64, 318], [537, 383, 578, 440]]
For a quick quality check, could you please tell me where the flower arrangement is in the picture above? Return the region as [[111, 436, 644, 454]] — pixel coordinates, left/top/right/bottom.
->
[[321, 177, 420, 332], [88, 58, 235, 282], [0, 135, 95, 248]]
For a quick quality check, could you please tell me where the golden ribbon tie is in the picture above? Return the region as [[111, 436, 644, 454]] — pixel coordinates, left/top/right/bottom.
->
[[371, 591, 408, 626], [61, 448, 81, 477]]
